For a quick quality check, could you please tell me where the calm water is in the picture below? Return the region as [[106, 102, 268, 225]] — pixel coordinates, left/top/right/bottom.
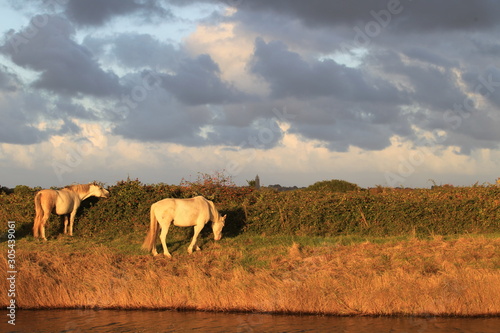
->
[[3, 310, 500, 333]]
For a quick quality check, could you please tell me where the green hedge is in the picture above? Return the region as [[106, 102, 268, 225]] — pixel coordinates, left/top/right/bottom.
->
[[304, 179, 360, 192], [0, 179, 254, 239], [1, 179, 499, 239], [242, 187, 500, 236]]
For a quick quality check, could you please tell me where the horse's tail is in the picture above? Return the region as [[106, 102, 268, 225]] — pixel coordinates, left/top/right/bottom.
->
[[33, 192, 43, 238], [141, 204, 159, 252]]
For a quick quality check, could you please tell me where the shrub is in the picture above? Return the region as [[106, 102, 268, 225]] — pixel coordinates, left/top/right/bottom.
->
[[304, 179, 360, 192], [76, 176, 254, 239], [0, 185, 58, 237], [1, 179, 498, 240], [242, 186, 500, 237]]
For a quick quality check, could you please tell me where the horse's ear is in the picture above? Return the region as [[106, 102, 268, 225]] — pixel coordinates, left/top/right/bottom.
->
[[91, 180, 104, 188]]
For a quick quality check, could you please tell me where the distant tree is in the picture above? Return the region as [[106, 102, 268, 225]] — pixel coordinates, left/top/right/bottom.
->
[[268, 184, 299, 192], [0, 186, 13, 194], [305, 179, 360, 192], [180, 170, 235, 188], [13, 185, 34, 195]]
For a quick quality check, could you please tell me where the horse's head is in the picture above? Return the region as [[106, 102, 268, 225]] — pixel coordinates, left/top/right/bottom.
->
[[89, 183, 110, 198], [212, 214, 226, 241]]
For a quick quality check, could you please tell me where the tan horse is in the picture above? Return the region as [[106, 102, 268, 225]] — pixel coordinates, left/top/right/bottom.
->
[[142, 196, 226, 257], [33, 183, 110, 240]]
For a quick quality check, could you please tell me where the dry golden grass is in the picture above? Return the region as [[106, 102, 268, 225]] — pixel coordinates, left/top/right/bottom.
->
[[1, 236, 499, 316]]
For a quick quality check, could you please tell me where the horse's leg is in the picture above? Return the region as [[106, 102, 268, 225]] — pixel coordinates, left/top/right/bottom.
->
[[63, 215, 69, 234], [187, 223, 204, 254], [40, 210, 51, 241], [68, 211, 77, 236], [159, 220, 172, 258]]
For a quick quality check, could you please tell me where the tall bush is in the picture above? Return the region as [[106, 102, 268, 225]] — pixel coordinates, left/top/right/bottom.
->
[[242, 186, 500, 237], [1, 179, 498, 240], [304, 179, 360, 192], [76, 176, 254, 239]]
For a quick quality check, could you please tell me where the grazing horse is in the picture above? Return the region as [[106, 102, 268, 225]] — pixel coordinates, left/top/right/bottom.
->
[[33, 183, 109, 240], [142, 196, 226, 257]]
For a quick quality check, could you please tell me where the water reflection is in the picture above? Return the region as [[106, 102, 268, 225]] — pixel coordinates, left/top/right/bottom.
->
[[3, 309, 500, 333]]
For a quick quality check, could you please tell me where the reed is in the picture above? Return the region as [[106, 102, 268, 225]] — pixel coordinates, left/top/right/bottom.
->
[[2, 235, 499, 316]]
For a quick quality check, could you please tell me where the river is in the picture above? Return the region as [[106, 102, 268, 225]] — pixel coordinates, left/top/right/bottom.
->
[[3, 310, 500, 332]]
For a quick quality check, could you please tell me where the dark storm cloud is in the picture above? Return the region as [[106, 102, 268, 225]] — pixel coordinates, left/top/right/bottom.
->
[[0, 15, 122, 96], [0, 67, 44, 144], [462, 67, 500, 109], [83, 33, 181, 71], [0, 66, 83, 144], [112, 92, 202, 144], [111, 69, 278, 147], [293, 121, 392, 152], [63, 0, 171, 26], [250, 38, 407, 104], [273, 96, 411, 152], [0, 65, 20, 92], [371, 48, 500, 143], [248, 38, 415, 151], [245, 23, 500, 153], [1, 0, 500, 154], [55, 98, 100, 120], [160, 54, 246, 105], [7, 0, 172, 27], [377, 50, 466, 112], [0, 112, 47, 144], [471, 37, 500, 59], [85, 34, 248, 105], [234, 0, 500, 31], [227, 1, 500, 70], [402, 47, 457, 69], [113, 100, 284, 148]]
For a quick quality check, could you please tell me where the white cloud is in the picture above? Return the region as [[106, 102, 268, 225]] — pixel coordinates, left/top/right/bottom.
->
[[184, 20, 269, 96], [1, 143, 36, 169]]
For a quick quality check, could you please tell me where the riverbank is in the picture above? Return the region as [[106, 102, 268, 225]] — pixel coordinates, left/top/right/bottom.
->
[[2, 234, 499, 316]]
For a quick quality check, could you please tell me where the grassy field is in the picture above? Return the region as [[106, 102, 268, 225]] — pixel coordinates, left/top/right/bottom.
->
[[1, 179, 499, 316], [2, 232, 500, 316]]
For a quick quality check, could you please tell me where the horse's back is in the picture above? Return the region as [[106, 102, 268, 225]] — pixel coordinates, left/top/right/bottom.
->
[[36, 189, 58, 204], [175, 196, 209, 213], [37, 188, 76, 215], [154, 196, 210, 226], [154, 196, 206, 210]]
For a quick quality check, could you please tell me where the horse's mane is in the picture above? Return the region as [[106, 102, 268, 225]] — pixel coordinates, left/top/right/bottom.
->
[[64, 184, 92, 194], [207, 199, 220, 221]]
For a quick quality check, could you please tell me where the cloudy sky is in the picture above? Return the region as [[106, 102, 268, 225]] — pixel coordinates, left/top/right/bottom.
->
[[1, 0, 499, 189]]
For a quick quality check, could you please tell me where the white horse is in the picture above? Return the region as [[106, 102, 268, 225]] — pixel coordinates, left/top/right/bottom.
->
[[142, 196, 226, 257], [33, 182, 109, 240]]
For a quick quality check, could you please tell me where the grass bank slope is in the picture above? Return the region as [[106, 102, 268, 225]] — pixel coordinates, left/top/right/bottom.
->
[[2, 235, 499, 316]]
